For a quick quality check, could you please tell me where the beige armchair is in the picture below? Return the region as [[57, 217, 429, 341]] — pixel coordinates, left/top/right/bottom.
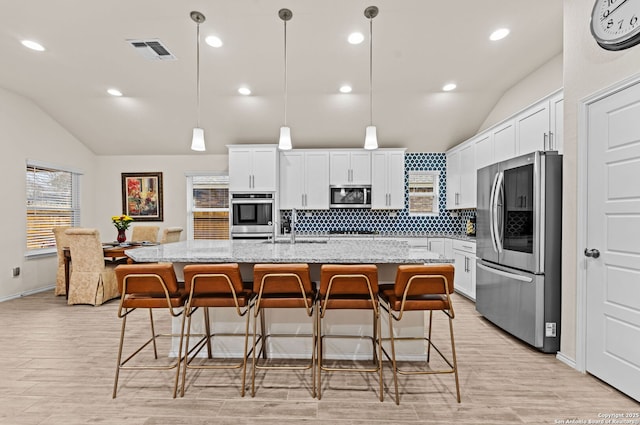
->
[[130, 225, 159, 243], [160, 227, 183, 243], [65, 228, 119, 306], [52, 226, 72, 296]]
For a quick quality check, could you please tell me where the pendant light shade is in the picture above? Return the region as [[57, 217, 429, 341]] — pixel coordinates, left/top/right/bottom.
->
[[278, 8, 293, 150], [279, 126, 292, 150], [191, 127, 206, 151], [190, 11, 206, 152], [364, 125, 378, 150], [364, 6, 379, 150]]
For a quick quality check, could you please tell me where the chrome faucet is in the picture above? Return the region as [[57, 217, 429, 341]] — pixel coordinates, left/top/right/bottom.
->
[[290, 208, 297, 244]]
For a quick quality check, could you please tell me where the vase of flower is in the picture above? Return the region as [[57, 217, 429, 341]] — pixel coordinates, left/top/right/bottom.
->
[[112, 215, 134, 244]]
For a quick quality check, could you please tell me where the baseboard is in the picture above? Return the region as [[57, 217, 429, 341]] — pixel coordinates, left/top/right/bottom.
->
[[0, 285, 55, 303], [556, 351, 577, 370]]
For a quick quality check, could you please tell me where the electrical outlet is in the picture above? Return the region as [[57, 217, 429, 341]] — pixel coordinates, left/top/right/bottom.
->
[[11, 267, 20, 278], [389, 211, 397, 217], [305, 212, 313, 217]]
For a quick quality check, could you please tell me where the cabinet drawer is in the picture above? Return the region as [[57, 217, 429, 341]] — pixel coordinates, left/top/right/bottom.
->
[[452, 239, 476, 254]]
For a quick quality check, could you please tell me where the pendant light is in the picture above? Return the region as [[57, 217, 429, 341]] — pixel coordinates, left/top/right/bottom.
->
[[278, 8, 293, 150], [190, 11, 206, 152], [364, 6, 379, 150]]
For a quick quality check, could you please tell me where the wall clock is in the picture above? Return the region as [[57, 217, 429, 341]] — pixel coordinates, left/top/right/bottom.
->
[[590, 0, 640, 50]]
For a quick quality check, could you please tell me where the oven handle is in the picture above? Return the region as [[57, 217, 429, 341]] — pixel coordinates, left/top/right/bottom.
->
[[231, 199, 274, 204]]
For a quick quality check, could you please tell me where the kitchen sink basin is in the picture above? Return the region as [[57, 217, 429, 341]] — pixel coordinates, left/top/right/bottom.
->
[[264, 239, 329, 244]]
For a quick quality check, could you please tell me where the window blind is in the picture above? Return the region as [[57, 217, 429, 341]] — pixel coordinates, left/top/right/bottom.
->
[[188, 174, 229, 240], [26, 163, 80, 252]]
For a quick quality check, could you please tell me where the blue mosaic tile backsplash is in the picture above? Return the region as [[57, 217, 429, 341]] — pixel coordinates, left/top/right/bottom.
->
[[279, 153, 476, 236]]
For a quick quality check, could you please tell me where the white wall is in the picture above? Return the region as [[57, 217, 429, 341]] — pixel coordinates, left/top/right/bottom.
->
[[0, 87, 97, 300], [479, 53, 563, 132], [561, 0, 640, 361]]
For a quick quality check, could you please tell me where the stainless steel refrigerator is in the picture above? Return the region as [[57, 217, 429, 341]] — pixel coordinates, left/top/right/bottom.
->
[[476, 151, 562, 353]]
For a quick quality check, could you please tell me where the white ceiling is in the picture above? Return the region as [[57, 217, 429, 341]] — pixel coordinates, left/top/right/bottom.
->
[[0, 0, 563, 155]]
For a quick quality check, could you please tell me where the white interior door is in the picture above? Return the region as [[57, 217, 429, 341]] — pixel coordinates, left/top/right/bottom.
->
[[586, 81, 640, 402]]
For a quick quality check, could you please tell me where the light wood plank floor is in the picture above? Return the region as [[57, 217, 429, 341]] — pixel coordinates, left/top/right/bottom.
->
[[0, 290, 637, 425]]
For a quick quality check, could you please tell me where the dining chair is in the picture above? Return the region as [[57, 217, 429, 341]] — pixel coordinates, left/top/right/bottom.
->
[[251, 263, 317, 397], [160, 227, 183, 244], [113, 263, 187, 398], [317, 264, 383, 401], [180, 263, 255, 397], [52, 226, 72, 296], [64, 228, 120, 306], [379, 264, 461, 404], [130, 225, 160, 243]]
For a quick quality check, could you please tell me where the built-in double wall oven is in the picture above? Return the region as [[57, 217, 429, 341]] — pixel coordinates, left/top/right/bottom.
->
[[230, 193, 274, 239]]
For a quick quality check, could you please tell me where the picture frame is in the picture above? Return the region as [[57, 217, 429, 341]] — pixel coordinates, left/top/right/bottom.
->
[[121, 172, 163, 222]]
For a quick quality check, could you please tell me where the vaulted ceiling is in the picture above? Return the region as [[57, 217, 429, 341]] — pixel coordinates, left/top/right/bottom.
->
[[0, 0, 563, 155]]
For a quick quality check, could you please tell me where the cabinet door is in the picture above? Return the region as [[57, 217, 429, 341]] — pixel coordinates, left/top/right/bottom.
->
[[329, 151, 351, 185], [228, 149, 252, 191], [251, 147, 278, 192], [453, 250, 472, 298], [475, 132, 493, 171], [387, 151, 405, 209], [371, 152, 388, 209], [516, 100, 550, 155], [349, 151, 372, 185], [493, 120, 516, 164], [279, 151, 304, 209], [459, 143, 476, 208], [304, 151, 330, 209], [549, 93, 564, 154], [446, 150, 461, 209]]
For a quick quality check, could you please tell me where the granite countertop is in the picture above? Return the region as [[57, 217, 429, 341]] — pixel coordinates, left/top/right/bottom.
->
[[126, 239, 452, 264]]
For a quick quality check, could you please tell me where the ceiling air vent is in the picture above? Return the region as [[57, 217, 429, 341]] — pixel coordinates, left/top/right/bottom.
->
[[127, 39, 176, 61]]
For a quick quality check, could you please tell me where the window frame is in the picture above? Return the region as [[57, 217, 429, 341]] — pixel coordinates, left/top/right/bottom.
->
[[186, 172, 230, 240], [407, 170, 440, 216], [26, 160, 82, 257]]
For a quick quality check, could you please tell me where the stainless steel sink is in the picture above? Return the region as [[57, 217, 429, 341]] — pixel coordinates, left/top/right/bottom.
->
[[264, 239, 329, 244]]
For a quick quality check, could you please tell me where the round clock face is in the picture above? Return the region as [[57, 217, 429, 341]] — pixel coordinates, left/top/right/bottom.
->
[[591, 0, 640, 50]]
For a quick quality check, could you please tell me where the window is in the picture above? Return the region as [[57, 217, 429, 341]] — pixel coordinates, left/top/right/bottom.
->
[[186, 174, 229, 239], [408, 170, 440, 216], [26, 161, 81, 255]]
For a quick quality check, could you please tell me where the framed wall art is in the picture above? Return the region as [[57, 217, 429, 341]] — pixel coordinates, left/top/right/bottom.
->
[[121, 172, 163, 221]]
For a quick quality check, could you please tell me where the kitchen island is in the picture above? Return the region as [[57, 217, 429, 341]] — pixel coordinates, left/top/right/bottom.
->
[[126, 238, 453, 360]]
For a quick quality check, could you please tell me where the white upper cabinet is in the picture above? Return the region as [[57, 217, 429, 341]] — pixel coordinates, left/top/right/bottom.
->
[[492, 119, 516, 164], [549, 92, 564, 154], [446, 142, 475, 209], [279, 150, 330, 210], [474, 132, 493, 171], [515, 99, 551, 155], [371, 149, 405, 209], [228, 145, 278, 192], [330, 150, 371, 185]]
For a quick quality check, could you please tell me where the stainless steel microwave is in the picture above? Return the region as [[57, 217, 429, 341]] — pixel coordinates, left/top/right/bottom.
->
[[329, 186, 371, 208]]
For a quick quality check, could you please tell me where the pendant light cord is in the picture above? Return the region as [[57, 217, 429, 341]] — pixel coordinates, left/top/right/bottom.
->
[[369, 15, 373, 126], [196, 21, 201, 128], [284, 18, 288, 126]]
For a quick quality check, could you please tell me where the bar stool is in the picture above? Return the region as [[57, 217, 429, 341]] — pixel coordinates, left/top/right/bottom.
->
[[112, 263, 187, 398], [379, 264, 460, 404], [317, 264, 383, 401], [180, 263, 255, 397], [251, 263, 316, 397]]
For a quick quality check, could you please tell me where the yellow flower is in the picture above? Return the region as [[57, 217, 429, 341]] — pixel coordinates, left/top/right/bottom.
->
[[112, 215, 134, 230]]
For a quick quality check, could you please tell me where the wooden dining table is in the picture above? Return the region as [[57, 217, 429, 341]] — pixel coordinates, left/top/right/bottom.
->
[[62, 242, 156, 299]]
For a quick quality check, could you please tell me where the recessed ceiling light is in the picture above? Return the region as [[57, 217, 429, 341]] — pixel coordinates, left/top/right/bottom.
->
[[489, 28, 510, 41], [348, 32, 364, 45], [21, 40, 45, 51], [107, 88, 123, 97], [205, 35, 223, 48], [238, 86, 251, 96], [339, 85, 353, 94], [442, 83, 457, 92]]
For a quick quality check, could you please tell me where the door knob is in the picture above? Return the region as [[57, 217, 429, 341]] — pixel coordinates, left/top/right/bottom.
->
[[584, 248, 600, 258]]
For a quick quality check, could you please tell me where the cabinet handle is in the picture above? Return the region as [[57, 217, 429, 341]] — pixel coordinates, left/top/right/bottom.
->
[[464, 256, 469, 272], [455, 193, 459, 205], [549, 131, 554, 151], [305, 193, 307, 206], [543, 132, 548, 151]]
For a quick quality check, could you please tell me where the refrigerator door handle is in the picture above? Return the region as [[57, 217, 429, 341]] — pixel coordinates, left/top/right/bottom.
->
[[489, 172, 500, 253], [490, 171, 504, 254], [477, 262, 533, 283], [495, 171, 504, 253]]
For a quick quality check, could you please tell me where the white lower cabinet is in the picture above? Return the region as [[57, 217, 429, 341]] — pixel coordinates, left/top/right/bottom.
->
[[452, 239, 476, 301]]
